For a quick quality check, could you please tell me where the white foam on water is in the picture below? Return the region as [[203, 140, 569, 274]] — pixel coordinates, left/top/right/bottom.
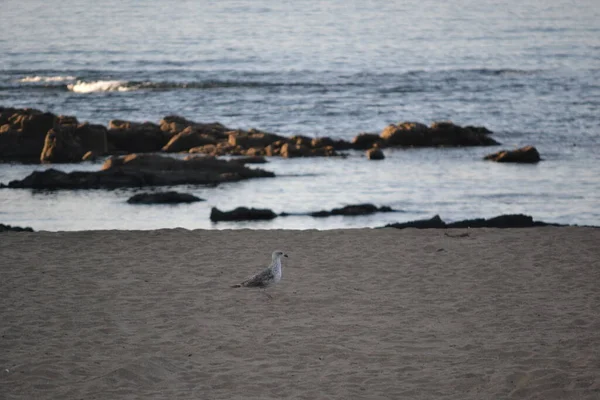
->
[[67, 80, 130, 93], [19, 75, 76, 83]]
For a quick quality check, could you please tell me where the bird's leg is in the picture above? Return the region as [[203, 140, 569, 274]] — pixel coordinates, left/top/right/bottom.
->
[[262, 289, 273, 300]]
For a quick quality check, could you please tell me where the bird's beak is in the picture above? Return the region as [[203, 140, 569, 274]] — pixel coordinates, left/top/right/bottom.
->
[[284, 254, 288, 258]]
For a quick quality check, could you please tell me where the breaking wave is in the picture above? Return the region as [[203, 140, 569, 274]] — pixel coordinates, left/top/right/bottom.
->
[[67, 80, 132, 93], [19, 75, 76, 83]]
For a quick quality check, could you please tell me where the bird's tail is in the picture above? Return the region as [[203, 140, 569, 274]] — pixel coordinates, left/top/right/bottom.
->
[[230, 284, 242, 288]]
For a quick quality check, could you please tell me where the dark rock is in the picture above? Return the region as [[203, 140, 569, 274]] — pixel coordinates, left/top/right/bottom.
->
[[242, 147, 266, 157], [367, 147, 385, 160], [0, 107, 20, 126], [429, 121, 499, 146], [0, 223, 34, 232], [210, 207, 277, 222], [330, 139, 354, 151], [189, 143, 240, 156], [6, 154, 274, 190], [352, 133, 381, 150], [0, 108, 58, 162], [386, 214, 558, 229], [385, 215, 446, 229], [465, 125, 493, 135], [82, 151, 100, 162], [280, 143, 338, 158], [162, 126, 217, 153], [311, 137, 336, 148], [444, 218, 487, 229], [381, 121, 499, 147], [9, 109, 57, 140], [107, 120, 168, 153], [280, 143, 311, 158], [127, 191, 204, 204], [0, 125, 22, 159], [40, 123, 108, 163], [483, 146, 541, 163], [311, 203, 394, 217], [6, 168, 152, 190], [228, 129, 286, 148], [57, 115, 79, 127], [311, 137, 352, 150], [229, 156, 268, 164], [291, 135, 313, 148], [159, 115, 197, 135], [446, 214, 547, 228], [159, 115, 229, 139], [265, 140, 288, 156], [310, 146, 338, 157], [380, 122, 429, 146]]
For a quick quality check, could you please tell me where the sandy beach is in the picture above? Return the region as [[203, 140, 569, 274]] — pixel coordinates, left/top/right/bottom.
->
[[1, 227, 599, 399]]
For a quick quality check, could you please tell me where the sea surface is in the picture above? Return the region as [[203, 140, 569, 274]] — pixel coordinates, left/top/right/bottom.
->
[[1, 0, 599, 230]]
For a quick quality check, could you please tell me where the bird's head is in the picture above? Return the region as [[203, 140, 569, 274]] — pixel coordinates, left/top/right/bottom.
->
[[272, 250, 288, 260]]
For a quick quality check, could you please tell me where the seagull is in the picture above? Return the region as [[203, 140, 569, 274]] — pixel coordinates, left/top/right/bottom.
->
[[231, 250, 288, 297]]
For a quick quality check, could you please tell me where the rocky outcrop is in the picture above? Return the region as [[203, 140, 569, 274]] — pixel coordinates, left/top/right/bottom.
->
[[162, 126, 217, 153], [380, 121, 498, 147], [0, 108, 58, 162], [210, 207, 277, 222], [107, 120, 169, 153], [127, 191, 204, 204], [4, 154, 274, 189], [384, 214, 557, 229], [0, 223, 34, 232], [445, 214, 547, 228], [310, 204, 394, 217], [483, 146, 541, 163], [160, 115, 229, 138], [380, 122, 429, 146], [189, 143, 240, 156], [40, 123, 108, 163], [311, 137, 353, 150], [228, 129, 286, 148], [1, 107, 500, 162], [352, 133, 381, 150], [280, 142, 338, 158], [384, 215, 447, 229]]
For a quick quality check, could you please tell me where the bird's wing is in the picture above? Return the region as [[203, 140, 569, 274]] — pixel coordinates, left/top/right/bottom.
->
[[241, 267, 274, 287]]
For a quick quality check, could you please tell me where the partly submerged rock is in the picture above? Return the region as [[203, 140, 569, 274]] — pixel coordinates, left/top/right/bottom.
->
[[384, 214, 558, 229], [351, 133, 381, 150], [4, 154, 274, 189], [446, 214, 548, 228], [0, 223, 34, 232], [127, 191, 204, 204], [483, 146, 541, 163], [210, 207, 278, 222], [310, 203, 394, 217], [380, 121, 499, 147], [366, 147, 385, 160], [385, 215, 447, 229]]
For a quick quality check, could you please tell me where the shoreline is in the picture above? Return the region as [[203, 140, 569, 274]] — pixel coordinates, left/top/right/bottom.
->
[[2, 227, 599, 399], [3, 212, 599, 233]]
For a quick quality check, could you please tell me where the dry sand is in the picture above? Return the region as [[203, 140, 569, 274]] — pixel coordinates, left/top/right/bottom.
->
[[1, 227, 599, 399]]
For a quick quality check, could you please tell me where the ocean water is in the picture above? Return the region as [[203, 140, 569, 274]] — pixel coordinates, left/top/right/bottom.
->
[[0, 0, 599, 230]]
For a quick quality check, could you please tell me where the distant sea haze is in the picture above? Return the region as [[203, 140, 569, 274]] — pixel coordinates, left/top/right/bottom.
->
[[0, 0, 598, 230]]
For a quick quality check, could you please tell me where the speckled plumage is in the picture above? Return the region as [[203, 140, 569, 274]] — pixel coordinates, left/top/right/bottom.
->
[[231, 250, 288, 289]]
